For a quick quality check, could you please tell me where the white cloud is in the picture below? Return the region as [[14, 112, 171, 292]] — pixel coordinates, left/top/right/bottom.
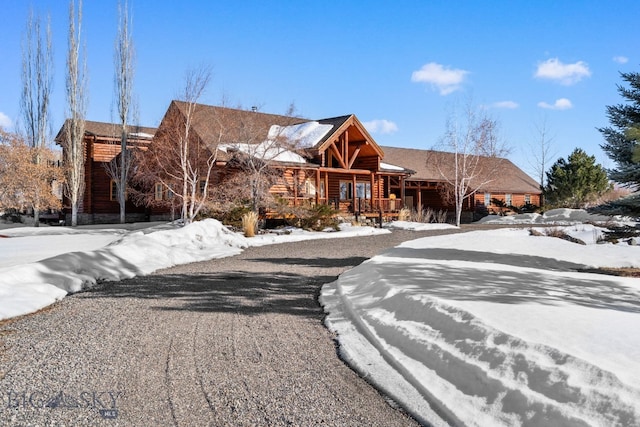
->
[[363, 119, 398, 135], [537, 98, 573, 110], [534, 58, 591, 85], [0, 112, 12, 129], [491, 101, 519, 109], [613, 56, 629, 64], [411, 62, 469, 95]]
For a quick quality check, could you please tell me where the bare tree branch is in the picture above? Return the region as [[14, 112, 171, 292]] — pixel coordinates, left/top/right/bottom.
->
[[19, 8, 54, 226], [110, 0, 135, 223], [526, 115, 558, 198], [61, 0, 87, 226], [133, 66, 214, 224], [433, 101, 510, 226]]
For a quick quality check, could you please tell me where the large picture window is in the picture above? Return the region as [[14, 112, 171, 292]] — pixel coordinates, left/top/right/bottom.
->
[[339, 181, 352, 200], [356, 182, 371, 199], [305, 179, 316, 196]]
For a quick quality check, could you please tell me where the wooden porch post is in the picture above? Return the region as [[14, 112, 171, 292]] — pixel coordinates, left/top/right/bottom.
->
[[293, 170, 298, 207], [324, 173, 329, 206], [352, 174, 357, 213], [315, 168, 320, 205], [417, 182, 422, 209], [370, 172, 375, 212]]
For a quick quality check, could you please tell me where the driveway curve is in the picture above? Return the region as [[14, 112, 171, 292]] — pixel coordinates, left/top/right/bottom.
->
[[0, 227, 481, 426]]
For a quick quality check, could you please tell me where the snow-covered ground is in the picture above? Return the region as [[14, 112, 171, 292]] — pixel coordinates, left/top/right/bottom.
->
[[0, 219, 390, 321], [1, 209, 639, 426], [322, 210, 640, 427]]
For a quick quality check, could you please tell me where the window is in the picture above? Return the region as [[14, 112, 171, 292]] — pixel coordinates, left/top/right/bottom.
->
[[154, 183, 164, 201], [340, 181, 353, 200], [305, 179, 316, 196], [110, 180, 117, 201], [355, 182, 371, 199], [110, 180, 127, 201], [484, 192, 491, 207], [319, 181, 325, 199], [524, 194, 531, 204], [505, 193, 512, 206]]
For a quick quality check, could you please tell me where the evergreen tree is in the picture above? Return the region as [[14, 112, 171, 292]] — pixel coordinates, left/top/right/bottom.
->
[[598, 71, 640, 186], [543, 148, 611, 208]]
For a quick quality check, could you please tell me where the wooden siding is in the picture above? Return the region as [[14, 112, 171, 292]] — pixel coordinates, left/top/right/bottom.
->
[[92, 141, 121, 163], [473, 192, 541, 208], [351, 155, 379, 171]]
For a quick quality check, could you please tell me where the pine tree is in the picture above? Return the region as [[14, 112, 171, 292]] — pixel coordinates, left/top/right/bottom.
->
[[543, 148, 611, 208], [598, 71, 640, 187]]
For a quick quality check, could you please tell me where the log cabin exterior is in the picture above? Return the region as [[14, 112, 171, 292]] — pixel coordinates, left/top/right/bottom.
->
[[161, 101, 411, 219], [54, 120, 162, 224], [57, 103, 541, 224], [380, 146, 542, 219]]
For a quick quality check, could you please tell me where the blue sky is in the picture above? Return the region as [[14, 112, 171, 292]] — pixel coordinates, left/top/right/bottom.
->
[[1, 1, 639, 177]]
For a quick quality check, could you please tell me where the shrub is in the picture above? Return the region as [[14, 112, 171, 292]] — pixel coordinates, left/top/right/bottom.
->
[[218, 205, 252, 228], [397, 207, 411, 221], [434, 209, 448, 223], [294, 204, 339, 231], [241, 211, 259, 237]]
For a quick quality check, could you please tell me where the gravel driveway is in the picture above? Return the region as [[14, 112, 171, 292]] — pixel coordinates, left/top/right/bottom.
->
[[0, 227, 475, 426]]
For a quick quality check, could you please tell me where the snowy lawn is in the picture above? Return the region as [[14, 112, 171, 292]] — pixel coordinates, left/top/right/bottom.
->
[[0, 219, 389, 321], [2, 209, 640, 426], [321, 212, 640, 427]]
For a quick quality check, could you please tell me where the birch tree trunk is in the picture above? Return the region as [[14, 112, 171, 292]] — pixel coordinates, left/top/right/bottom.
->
[[114, 0, 134, 224], [63, 0, 87, 227]]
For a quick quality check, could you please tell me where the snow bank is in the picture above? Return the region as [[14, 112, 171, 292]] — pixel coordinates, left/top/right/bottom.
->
[[478, 208, 635, 225], [246, 223, 389, 247], [322, 227, 640, 426], [0, 220, 393, 321], [0, 219, 247, 320]]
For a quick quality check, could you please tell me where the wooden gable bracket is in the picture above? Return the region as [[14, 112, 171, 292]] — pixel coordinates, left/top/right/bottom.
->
[[347, 142, 365, 169], [328, 140, 347, 169]]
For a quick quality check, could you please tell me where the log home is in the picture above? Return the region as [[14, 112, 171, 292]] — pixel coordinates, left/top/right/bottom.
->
[[160, 101, 411, 219], [381, 146, 542, 219], [54, 120, 162, 224], [57, 103, 541, 224]]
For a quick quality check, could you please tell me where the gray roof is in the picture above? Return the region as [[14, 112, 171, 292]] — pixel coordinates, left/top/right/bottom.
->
[[55, 119, 156, 142], [381, 146, 541, 194]]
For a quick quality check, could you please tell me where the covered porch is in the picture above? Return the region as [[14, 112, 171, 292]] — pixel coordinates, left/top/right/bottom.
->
[[270, 166, 405, 218]]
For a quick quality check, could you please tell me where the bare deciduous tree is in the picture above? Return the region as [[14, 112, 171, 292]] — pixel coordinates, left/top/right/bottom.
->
[[108, 0, 135, 224], [220, 103, 302, 213], [527, 115, 557, 201], [20, 7, 54, 226], [61, 0, 87, 226], [433, 102, 510, 226], [134, 67, 215, 224]]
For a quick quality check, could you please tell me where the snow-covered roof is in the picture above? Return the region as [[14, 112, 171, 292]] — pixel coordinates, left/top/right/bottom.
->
[[267, 121, 333, 148], [380, 162, 406, 172], [218, 141, 308, 164], [129, 132, 154, 139]]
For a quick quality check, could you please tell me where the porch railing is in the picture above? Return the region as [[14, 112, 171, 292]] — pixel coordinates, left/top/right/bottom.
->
[[275, 196, 402, 214]]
